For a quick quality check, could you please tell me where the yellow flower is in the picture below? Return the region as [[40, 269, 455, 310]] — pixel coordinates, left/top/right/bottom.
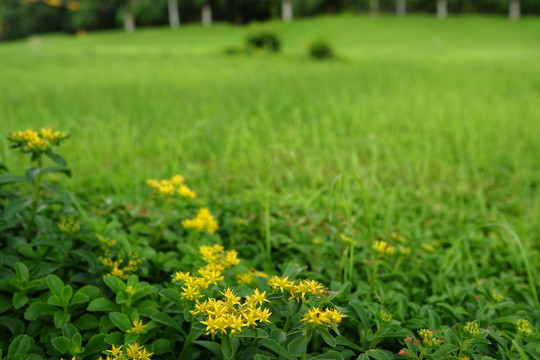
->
[[181, 284, 203, 301], [418, 329, 442, 347], [463, 321, 480, 337], [178, 184, 197, 199], [379, 309, 392, 324], [372, 240, 394, 256], [302, 308, 331, 326], [182, 208, 219, 234], [268, 276, 294, 292], [201, 316, 220, 335], [107, 344, 123, 357], [126, 319, 148, 334], [516, 318, 532, 336], [171, 174, 184, 186], [236, 272, 253, 285]]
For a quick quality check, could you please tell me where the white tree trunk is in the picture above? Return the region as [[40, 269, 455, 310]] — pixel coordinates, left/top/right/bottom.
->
[[282, 0, 293, 22], [437, 0, 447, 19], [396, 0, 406, 16], [168, 0, 180, 28], [369, 0, 379, 17], [509, 0, 520, 20], [124, 1, 135, 33], [202, 1, 212, 26]]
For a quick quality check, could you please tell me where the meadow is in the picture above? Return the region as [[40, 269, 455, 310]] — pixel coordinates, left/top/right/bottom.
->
[[0, 15, 539, 359]]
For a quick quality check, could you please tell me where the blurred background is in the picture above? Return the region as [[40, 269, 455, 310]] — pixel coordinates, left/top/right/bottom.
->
[[1, 0, 538, 41]]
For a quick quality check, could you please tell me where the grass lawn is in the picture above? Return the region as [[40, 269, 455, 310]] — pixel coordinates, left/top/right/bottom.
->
[[1, 15, 539, 244]]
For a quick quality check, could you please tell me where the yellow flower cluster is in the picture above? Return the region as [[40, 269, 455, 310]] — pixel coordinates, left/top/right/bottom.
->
[[173, 245, 239, 300], [418, 329, 442, 348], [372, 240, 394, 256], [236, 268, 268, 285], [100, 343, 152, 360], [182, 207, 219, 234], [192, 288, 272, 335], [8, 128, 68, 153], [491, 289, 504, 303], [391, 232, 407, 243], [301, 307, 344, 328], [268, 276, 325, 302], [58, 215, 81, 236], [378, 309, 392, 324], [126, 320, 148, 334], [146, 174, 196, 198], [99, 250, 144, 280], [516, 318, 532, 337], [463, 321, 480, 337]]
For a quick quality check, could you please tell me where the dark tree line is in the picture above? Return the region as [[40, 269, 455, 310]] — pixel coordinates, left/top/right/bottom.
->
[[1, 0, 538, 41]]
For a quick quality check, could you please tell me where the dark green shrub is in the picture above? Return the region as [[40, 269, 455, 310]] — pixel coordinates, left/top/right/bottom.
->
[[308, 40, 334, 60], [246, 31, 281, 53]]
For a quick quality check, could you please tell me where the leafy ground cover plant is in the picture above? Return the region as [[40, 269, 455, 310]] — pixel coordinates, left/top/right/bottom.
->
[[1, 129, 539, 359]]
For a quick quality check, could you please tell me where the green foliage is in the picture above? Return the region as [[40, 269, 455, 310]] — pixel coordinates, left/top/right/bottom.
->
[[1, 126, 539, 359], [308, 39, 334, 59], [246, 31, 281, 53]]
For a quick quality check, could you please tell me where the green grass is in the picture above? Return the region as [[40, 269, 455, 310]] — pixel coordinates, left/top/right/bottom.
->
[[1, 15, 539, 250]]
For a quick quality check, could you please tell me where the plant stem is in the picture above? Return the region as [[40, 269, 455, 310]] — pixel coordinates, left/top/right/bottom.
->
[[178, 323, 194, 360], [155, 197, 171, 246], [366, 256, 379, 299], [29, 155, 43, 230], [264, 198, 271, 265]]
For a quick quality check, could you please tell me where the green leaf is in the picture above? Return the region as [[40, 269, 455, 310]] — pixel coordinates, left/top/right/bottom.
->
[[104, 332, 123, 346], [109, 312, 131, 332], [193, 340, 220, 357], [77, 285, 101, 299], [287, 334, 310, 356], [12, 293, 28, 309], [24, 302, 57, 320], [103, 276, 126, 294], [350, 299, 370, 331], [433, 343, 460, 357], [88, 297, 118, 312], [42, 166, 71, 178], [47, 295, 62, 307], [41, 184, 71, 206], [13, 243, 37, 259], [45, 151, 67, 166], [54, 311, 71, 328], [72, 333, 82, 349], [8, 334, 31, 357], [82, 334, 107, 356], [46, 274, 64, 299], [61, 285, 73, 305], [4, 198, 32, 218], [318, 328, 337, 347], [159, 288, 182, 303], [0, 174, 27, 185], [25, 167, 41, 184], [52, 336, 71, 354], [427, 309, 441, 330], [69, 291, 90, 306], [14, 263, 30, 284], [150, 313, 183, 331], [222, 335, 233, 360], [259, 339, 295, 360], [336, 336, 365, 352], [311, 351, 344, 360], [73, 314, 99, 330], [132, 285, 158, 301], [367, 349, 392, 360]]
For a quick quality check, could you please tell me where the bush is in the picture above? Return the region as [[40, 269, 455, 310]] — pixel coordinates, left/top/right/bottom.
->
[[246, 31, 281, 53], [308, 39, 334, 60]]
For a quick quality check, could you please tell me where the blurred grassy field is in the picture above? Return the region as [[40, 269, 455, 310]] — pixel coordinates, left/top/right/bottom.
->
[[1, 15, 539, 250]]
